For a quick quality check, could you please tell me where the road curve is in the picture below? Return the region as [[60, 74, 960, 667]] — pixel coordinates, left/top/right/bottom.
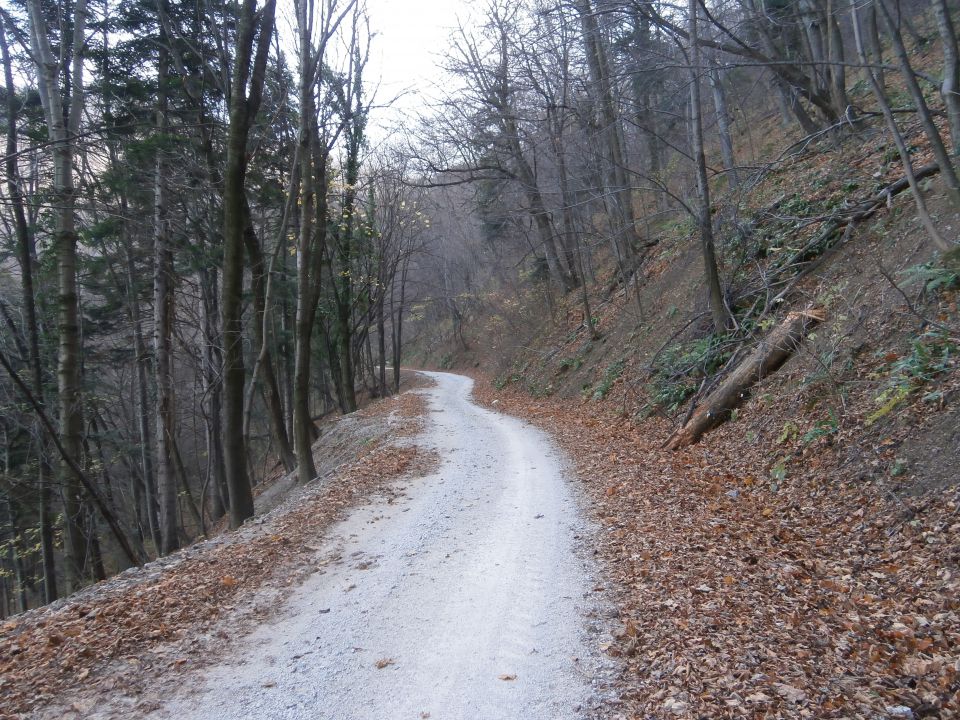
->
[[158, 371, 604, 720]]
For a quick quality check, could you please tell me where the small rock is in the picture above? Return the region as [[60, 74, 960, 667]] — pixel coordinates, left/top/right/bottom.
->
[[886, 706, 914, 719], [663, 698, 688, 715]]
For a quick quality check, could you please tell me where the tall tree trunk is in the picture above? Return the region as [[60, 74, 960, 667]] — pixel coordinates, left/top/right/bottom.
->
[[242, 204, 295, 472], [200, 268, 227, 520], [506, 122, 575, 292], [577, 0, 641, 271], [377, 294, 387, 397], [294, 38, 320, 484], [27, 0, 90, 592], [826, 0, 851, 118], [392, 256, 409, 393], [877, 0, 960, 207], [931, 0, 960, 155], [554, 131, 598, 339], [153, 38, 179, 555], [630, 11, 665, 207], [851, 0, 950, 250], [689, 0, 732, 334], [0, 497, 27, 613], [707, 59, 738, 191], [0, 14, 57, 603], [126, 241, 162, 552], [222, 0, 276, 527]]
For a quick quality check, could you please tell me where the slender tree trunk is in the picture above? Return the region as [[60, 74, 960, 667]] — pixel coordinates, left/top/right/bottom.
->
[[1, 497, 27, 613], [577, 0, 641, 270], [866, 3, 884, 89], [27, 0, 90, 591], [877, 0, 960, 206], [555, 134, 598, 338], [931, 0, 960, 155], [826, 0, 851, 118], [200, 269, 227, 520], [242, 205, 295, 472], [0, 15, 56, 603], [392, 257, 409, 393], [294, 53, 320, 484], [851, 0, 950, 250], [689, 0, 732, 333], [221, 0, 276, 527], [153, 39, 179, 555], [507, 126, 575, 292], [708, 60, 738, 191], [630, 11, 665, 206], [333, 95, 364, 415], [126, 242, 162, 551], [377, 295, 387, 396]]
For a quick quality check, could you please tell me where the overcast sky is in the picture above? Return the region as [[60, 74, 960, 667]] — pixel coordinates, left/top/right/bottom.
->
[[363, 0, 476, 141]]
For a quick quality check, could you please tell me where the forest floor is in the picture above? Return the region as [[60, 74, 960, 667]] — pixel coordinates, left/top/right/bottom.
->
[[470, 373, 960, 719], [2, 374, 957, 719], [0, 374, 435, 719]]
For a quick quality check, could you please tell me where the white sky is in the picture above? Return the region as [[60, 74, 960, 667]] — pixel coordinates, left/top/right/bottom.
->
[[363, 0, 476, 142]]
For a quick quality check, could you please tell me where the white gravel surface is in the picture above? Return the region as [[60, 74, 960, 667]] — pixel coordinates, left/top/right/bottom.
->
[[156, 371, 609, 720]]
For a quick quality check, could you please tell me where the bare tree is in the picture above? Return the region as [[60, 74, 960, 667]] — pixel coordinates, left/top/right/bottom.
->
[[25, 0, 90, 591], [221, 0, 277, 528], [688, 0, 732, 333]]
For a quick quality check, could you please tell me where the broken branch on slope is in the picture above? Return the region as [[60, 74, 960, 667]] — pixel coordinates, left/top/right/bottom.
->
[[665, 308, 826, 450]]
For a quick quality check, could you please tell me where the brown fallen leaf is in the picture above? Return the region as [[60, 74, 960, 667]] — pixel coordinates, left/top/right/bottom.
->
[[221, 575, 238, 587], [498, 673, 517, 681], [374, 657, 395, 669]]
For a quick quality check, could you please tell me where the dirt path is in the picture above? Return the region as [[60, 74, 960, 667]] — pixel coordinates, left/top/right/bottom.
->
[[152, 371, 608, 720]]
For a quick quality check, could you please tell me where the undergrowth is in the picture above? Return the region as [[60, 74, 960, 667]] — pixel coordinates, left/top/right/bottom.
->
[[867, 329, 957, 425], [644, 333, 736, 414]]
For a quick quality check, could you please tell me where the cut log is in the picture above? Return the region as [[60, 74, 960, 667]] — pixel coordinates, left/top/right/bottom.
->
[[665, 308, 826, 450]]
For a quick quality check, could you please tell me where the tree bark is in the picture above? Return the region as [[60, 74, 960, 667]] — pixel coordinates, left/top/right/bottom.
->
[[931, 0, 960, 155], [222, 0, 276, 528], [688, 0, 732, 334], [576, 0, 641, 271], [392, 256, 409, 394], [0, 13, 57, 603], [877, 0, 960, 207], [126, 241, 162, 551], [27, 0, 90, 591], [293, 7, 321, 484], [707, 59, 738, 191], [851, 0, 951, 250], [153, 35, 179, 555], [666, 309, 826, 450], [200, 267, 227, 520], [242, 203, 295, 472]]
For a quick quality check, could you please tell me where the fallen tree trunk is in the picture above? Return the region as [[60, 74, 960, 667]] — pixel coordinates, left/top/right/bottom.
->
[[665, 307, 826, 450]]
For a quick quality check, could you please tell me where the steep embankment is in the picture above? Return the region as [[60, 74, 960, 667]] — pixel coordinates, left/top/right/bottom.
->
[[431, 92, 960, 718], [472, 375, 959, 719]]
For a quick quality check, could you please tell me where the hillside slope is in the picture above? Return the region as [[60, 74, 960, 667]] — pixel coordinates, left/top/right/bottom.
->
[[421, 97, 960, 718]]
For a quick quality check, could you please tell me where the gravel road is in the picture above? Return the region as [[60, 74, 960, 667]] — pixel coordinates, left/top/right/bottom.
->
[[158, 371, 607, 720]]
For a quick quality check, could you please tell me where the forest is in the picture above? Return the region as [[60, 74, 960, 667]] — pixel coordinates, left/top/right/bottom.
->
[[0, 0, 956, 687], [0, 0, 432, 610]]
